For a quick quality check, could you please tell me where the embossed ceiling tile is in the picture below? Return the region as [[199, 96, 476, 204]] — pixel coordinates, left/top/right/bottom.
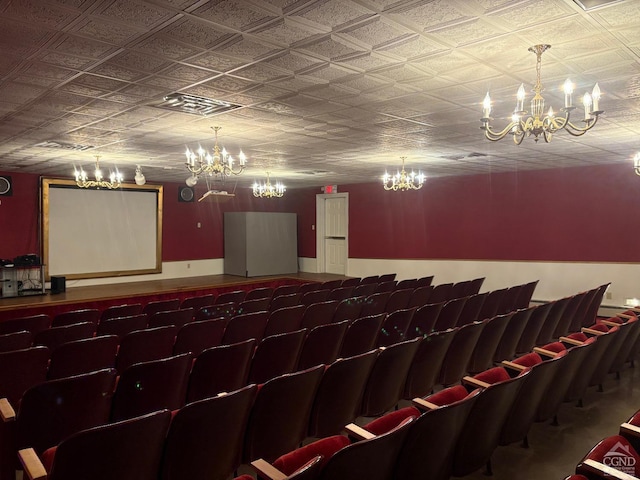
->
[[251, 18, 321, 45], [268, 75, 325, 92], [488, 0, 574, 27], [389, 0, 472, 30], [339, 17, 409, 48], [238, 84, 291, 100], [104, 92, 146, 104], [370, 65, 427, 83], [410, 50, 475, 75], [519, 17, 594, 45], [163, 18, 231, 48], [376, 36, 448, 59], [90, 63, 146, 82], [297, 35, 367, 60], [615, 27, 640, 46], [59, 83, 109, 97], [73, 74, 129, 91], [18, 62, 77, 83], [336, 74, 387, 92], [194, 1, 276, 31], [188, 52, 246, 72], [72, 18, 142, 45], [75, 100, 128, 117], [3, 0, 79, 29], [295, 0, 375, 29], [302, 84, 356, 100], [368, 83, 420, 100], [141, 76, 192, 90], [134, 35, 203, 60], [111, 50, 171, 72], [200, 74, 257, 92], [594, 1, 640, 28], [335, 52, 394, 71], [53, 33, 118, 58], [97, 0, 176, 28], [299, 64, 354, 82], [0, 82, 46, 103], [0, 53, 23, 76], [214, 36, 283, 59], [159, 64, 216, 83], [13, 74, 57, 91], [232, 62, 291, 82], [264, 51, 323, 73], [461, 36, 531, 65], [427, 18, 507, 47], [0, 19, 52, 56], [119, 84, 168, 100], [183, 84, 240, 101]]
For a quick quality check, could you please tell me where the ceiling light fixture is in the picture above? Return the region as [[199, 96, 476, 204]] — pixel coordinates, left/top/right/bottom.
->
[[481, 44, 603, 144], [252, 172, 286, 198], [634, 153, 640, 176], [74, 155, 123, 189], [382, 157, 425, 191], [134, 165, 146, 186], [184, 126, 246, 185]]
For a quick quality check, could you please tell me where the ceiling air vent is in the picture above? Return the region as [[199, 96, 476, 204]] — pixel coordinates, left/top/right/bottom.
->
[[157, 93, 243, 116], [33, 140, 94, 151]]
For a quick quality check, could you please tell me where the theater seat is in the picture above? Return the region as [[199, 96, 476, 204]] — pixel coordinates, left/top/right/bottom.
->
[[576, 435, 640, 480], [19, 410, 171, 480]]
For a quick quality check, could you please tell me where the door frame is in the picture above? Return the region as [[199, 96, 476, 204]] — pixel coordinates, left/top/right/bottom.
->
[[316, 192, 349, 274]]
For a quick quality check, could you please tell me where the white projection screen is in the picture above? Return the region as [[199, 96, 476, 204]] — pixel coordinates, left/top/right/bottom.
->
[[42, 179, 163, 280]]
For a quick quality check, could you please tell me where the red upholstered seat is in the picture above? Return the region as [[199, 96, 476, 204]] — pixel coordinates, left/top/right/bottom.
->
[[362, 406, 420, 436], [273, 435, 350, 475], [339, 313, 385, 358], [576, 435, 640, 479]]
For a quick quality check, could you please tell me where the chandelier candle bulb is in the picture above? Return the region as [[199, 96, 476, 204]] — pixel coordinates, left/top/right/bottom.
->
[[516, 84, 526, 112], [564, 79, 573, 108], [583, 92, 592, 119], [482, 93, 491, 118], [592, 83, 601, 112]]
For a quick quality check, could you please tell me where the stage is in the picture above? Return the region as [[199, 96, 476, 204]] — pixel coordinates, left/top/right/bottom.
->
[[0, 272, 348, 321]]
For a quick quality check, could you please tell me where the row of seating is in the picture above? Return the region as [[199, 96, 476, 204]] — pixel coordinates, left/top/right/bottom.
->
[[6, 282, 624, 480], [0, 278, 547, 414], [248, 298, 639, 480]]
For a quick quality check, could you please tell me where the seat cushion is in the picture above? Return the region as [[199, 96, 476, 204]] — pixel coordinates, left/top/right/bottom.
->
[[426, 385, 469, 406], [473, 366, 510, 385], [273, 435, 350, 475], [513, 352, 543, 368], [363, 406, 420, 436]]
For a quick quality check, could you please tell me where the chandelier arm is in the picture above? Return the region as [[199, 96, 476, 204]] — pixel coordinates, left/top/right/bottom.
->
[[562, 116, 599, 136], [483, 121, 519, 141]]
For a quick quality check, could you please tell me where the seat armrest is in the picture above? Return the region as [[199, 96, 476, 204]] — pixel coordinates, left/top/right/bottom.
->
[[251, 458, 288, 480], [462, 376, 490, 389], [412, 397, 439, 411], [582, 327, 604, 336], [345, 423, 375, 440], [617, 313, 634, 320], [18, 448, 47, 480], [0, 398, 16, 422], [560, 336, 584, 346], [620, 422, 640, 437], [582, 459, 640, 480], [501, 360, 527, 372], [533, 347, 557, 358]]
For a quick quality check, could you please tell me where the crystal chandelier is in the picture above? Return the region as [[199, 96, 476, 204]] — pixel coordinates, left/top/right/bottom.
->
[[481, 44, 603, 144], [252, 172, 285, 198], [634, 153, 640, 176], [184, 126, 246, 185], [74, 155, 123, 189], [382, 157, 425, 191]]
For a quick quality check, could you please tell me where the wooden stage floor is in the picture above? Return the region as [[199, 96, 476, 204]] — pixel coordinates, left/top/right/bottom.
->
[[0, 272, 348, 317]]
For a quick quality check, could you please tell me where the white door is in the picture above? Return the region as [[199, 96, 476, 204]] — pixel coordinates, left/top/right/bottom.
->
[[324, 196, 347, 274]]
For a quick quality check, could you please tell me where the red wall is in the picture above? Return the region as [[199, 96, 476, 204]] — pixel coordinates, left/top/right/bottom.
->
[[2, 163, 638, 264], [333, 162, 640, 262]]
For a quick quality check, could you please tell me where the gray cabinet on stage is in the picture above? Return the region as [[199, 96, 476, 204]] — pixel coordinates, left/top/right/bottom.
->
[[224, 212, 298, 277]]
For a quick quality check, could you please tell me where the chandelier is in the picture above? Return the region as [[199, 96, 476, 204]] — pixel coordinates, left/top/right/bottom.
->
[[382, 157, 426, 191], [252, 172, 285, 198], [481, 44, 603, 144], [74, 155, 123, 189], [634, 153, 640, 176], [184, 126, 246, 185]]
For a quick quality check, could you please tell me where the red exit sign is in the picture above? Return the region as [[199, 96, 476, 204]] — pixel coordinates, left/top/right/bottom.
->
[[322, 185, 338, 194]]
